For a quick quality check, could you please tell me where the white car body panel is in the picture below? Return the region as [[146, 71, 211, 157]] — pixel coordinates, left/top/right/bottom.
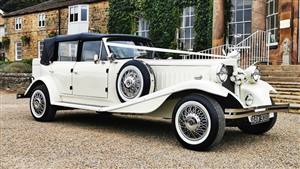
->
[[50, 62, 76, 95], [24, 36, 280, 119], [72, 61, 109, 98]]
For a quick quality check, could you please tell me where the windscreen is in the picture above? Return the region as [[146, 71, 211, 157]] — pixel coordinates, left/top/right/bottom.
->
[[107, 38, 155, 59]]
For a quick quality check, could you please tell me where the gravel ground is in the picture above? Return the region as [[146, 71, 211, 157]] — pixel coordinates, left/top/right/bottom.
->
[[0, 91, 299, 169]]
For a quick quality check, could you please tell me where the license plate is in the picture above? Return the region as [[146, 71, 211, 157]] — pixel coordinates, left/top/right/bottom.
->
[[248, 113, 270, 125]]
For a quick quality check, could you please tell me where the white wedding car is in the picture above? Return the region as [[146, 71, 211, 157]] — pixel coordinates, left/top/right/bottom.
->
[[19, 33, 288, 150]]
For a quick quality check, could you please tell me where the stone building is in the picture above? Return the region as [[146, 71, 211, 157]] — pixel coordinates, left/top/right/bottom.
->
[[212, 0, 299, 65], [3, 0, 108, 61]]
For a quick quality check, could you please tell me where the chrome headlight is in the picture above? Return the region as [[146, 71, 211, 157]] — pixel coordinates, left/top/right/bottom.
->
[[216, 64, 228, 83], [245, 94, 254, 106], [245, 66, 260, 83]]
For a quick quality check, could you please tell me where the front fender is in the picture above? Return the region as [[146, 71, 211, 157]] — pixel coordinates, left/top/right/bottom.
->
[[240, 80, 275, 107], [24, 77, 60, 104], [167, 80, 230, 97], [104, 80, 243, 113]]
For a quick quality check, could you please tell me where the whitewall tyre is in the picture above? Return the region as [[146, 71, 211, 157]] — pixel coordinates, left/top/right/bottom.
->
[[116, 60, 154, 102], [172, 94, 225, 151], [30, 85, 56, 122]]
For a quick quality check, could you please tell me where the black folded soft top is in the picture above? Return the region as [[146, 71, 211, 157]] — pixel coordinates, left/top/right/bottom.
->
[[41, 33, 151, 65]]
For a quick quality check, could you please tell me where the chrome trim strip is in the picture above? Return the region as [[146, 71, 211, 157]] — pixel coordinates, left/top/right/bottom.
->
[[224, 104, 289, 119]]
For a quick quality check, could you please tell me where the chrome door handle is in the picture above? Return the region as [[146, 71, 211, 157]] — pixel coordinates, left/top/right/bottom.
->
[[49, 70, 54, 73]]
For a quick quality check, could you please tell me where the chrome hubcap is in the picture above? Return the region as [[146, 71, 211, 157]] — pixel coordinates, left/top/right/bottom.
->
[[120, 69, 142, 99], [185, 113, 201, 131]]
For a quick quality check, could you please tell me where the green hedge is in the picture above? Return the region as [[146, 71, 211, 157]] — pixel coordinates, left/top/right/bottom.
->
[[0, 61, 32, 73]]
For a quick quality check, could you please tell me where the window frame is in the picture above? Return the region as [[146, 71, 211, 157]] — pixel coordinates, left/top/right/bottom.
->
[[137, 17, 150, 38], [57, 41, 79, 62], [80, 40, 108, 62], [266, 0, 279, 46], [69, 5, 89, 23], [15, 42, 22, 61], [38, 41, 44, 58], [179, 6, 195, 51], [38, 13, 46, 28], [228, 0, 252, 45], [15, 17, 22, 30]]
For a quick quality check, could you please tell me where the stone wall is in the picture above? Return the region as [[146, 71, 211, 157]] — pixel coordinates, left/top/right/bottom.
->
[[4, 1, 109, 61], [0, 73, 32, 91], [89, 1, 109, 33], [0, 15, 4, 25]]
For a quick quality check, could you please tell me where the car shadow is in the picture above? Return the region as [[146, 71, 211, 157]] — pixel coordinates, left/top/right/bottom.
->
[[54, 111, 279, 152]]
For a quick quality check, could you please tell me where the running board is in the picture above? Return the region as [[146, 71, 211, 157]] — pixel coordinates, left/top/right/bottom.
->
[[51, 92, 170, 114], [52, 102, 106, 111]]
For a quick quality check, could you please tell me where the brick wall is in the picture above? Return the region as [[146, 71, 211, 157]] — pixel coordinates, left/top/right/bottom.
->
[[4, 1, 109, 61]]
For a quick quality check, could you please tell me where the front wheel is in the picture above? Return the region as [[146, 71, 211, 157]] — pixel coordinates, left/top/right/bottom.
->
[[237, 98, 277, 135], [237, 113, 277, 135], [172, 94, 225, 151], [30, 85, 56, 122]]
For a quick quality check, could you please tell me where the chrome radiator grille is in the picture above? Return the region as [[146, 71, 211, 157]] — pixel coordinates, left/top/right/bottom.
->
[[222, 66, 235, 93]]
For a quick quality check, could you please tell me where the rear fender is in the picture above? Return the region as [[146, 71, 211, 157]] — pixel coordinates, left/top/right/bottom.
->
[[25, 77, 60, 104]]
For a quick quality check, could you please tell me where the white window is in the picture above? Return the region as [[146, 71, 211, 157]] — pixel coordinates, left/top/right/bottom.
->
[[38, 13, 46, 27], [69, 5, 88, 23], [229, 0, 252, 44], [58, 41, 78, 61], [180, 6, 195, 51], [137, 18, 150, 38], [38, 41, 44, 58], [15, 17, 22, 30], [15, 42, 22, 61], [81, 6, 88, 21], [266, 0, 278, 46]]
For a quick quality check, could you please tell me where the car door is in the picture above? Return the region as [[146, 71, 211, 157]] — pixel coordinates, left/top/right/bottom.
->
[[72, 40, 109, 98], [50, 41, 78, 95]]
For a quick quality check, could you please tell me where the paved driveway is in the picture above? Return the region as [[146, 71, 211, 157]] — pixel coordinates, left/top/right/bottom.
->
[[0, 91, 299, 169]]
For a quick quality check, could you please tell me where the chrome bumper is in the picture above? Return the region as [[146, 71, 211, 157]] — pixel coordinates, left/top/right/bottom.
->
[[224, 104, 289, 119]]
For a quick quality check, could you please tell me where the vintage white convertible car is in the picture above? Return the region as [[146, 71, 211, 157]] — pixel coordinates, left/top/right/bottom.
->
[[18, 33, 288, 151]]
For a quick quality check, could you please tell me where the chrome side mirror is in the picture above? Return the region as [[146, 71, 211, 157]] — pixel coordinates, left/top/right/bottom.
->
[[94, 54, 99, 64]]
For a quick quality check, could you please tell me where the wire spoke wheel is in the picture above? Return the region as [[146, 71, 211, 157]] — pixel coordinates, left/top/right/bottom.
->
[[175, 101, 211, 144], [30, 90, 47, 118], [118, 65, 144, 101], [29, 85, 57, 122]]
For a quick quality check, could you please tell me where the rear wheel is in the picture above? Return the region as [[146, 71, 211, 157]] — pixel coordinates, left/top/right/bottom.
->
[[30, 85, 56, 122], [172, 94, 225, 151]]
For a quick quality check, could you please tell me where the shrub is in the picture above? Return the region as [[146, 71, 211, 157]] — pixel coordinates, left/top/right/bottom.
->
[[21, 59, 33, 65], [0, 62, 32, 73]]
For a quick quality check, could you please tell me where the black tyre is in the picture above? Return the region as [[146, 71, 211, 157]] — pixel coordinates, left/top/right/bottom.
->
[[237, 98, 277, 135], [29, 85, 56, 122], [116, 60, 153, 102], [237, 113, 277, 135], [172, 94, 225, 151]]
